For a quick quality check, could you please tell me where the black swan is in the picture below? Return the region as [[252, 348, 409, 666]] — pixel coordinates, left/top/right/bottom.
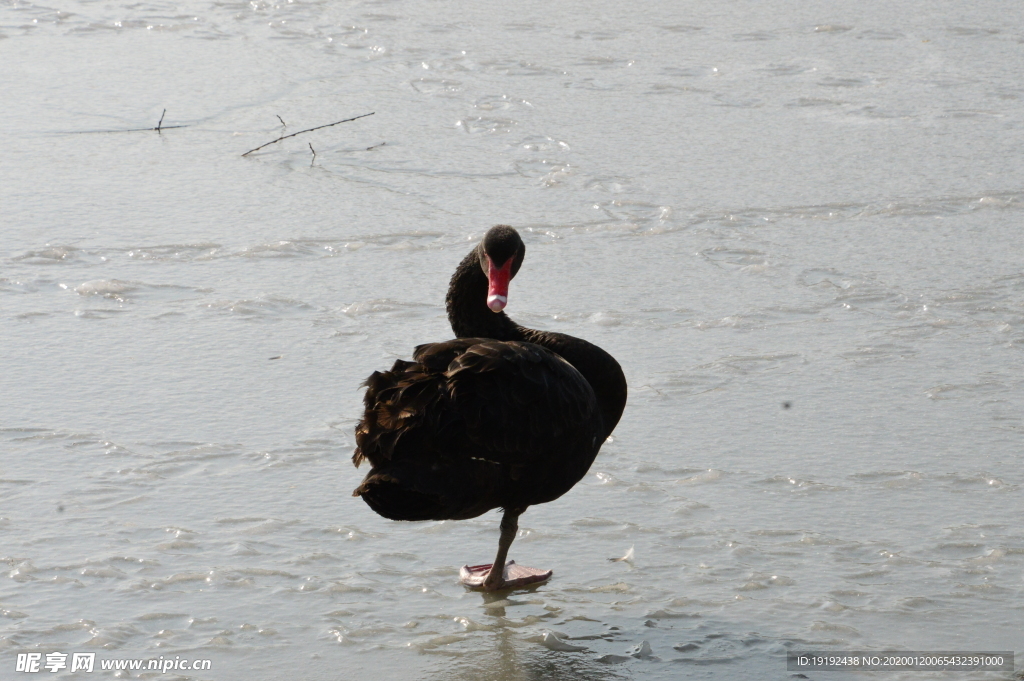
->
[[352, 225, 627, 590]]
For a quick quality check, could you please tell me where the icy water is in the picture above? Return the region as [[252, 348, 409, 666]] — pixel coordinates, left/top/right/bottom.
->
[[3, 0, 1024, 679]]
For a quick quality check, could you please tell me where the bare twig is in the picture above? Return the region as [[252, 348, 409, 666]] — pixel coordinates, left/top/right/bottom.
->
[[365, 141, 386, 151], [71, 108, 188, 135], [309, 142, 316, 166], [73, 124, 189, 134], [277, 115, 286, 127], [241, 112, 375, 157]]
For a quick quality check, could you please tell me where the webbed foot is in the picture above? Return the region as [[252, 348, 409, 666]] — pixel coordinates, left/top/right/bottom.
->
[[459, 560, 552, 590]]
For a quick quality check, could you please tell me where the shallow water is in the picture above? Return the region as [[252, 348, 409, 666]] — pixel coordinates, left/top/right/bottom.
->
[[2, 0, 1024, 679]]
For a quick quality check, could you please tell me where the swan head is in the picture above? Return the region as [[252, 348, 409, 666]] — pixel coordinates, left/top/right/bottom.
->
[[478, 225, 524, 313]]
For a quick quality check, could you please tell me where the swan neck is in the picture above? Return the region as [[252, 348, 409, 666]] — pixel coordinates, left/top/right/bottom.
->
[[446, 248, 523, 341], [445, 245, 627, 436]]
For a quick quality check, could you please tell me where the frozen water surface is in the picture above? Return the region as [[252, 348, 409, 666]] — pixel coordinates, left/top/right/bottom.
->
[[2, 0, 1023, 678]]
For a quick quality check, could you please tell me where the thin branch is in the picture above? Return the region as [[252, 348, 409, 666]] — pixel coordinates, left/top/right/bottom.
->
[[71, 108, 188, 135], [241, 112, 375, 157], [309, 142, 316, 167], [365, 141, 386, 151], [73, 125, 189, 134], [277, 115, 286, 126]]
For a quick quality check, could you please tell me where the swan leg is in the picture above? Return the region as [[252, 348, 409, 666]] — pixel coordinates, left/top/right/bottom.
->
[[482, 510, 519, 591], [459, 508, 553, 590]]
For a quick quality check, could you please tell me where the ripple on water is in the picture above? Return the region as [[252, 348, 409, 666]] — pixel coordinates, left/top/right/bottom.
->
[[675, 469, 726, 485], [924, 381, 1009, 400], [203, 294, 315, 318], [341, 298, 438, 318], [0, 277, 43, 294], [859, 28, 905, 40], [571, 517, 630, 528], [698, 353, 804, 375], [936, 472, 1010, 490], [839, 344, 918, 364], [849, 470, 923, 489], [237, 240, 353, 259], [733, 31, 778, 41], [73, 279, 209, 304], [594, 200, 675, 232], [671, 500, 710, 516], [12, 246, 80, 264], [121, 243, 221, 261], [410, 78, 462, 95], [455, 116, 516, 135], [531, 630, 588, 651], [699, 246, 768, 268], [320, 525, 382, 541]]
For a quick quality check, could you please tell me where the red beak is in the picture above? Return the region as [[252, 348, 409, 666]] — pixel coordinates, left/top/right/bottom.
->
[[486, 256, 513, 312]]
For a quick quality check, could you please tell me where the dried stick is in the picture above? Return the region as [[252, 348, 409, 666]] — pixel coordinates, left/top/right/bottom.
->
[[72, 109, 188, 135], [309, 142, 316, 166], [242, 112, 375, 157], [277, 115, 286, 126]]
